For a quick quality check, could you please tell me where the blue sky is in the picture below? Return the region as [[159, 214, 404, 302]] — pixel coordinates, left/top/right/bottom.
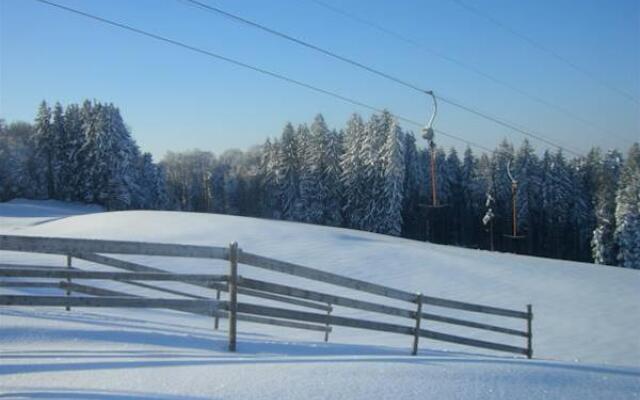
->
[[1, 0, 638, 159]]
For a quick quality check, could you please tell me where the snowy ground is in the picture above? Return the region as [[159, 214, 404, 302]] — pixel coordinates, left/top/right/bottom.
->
[[0, 199, 639, 399]]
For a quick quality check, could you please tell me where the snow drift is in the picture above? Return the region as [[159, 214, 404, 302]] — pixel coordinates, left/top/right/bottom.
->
[[0, 200, 638, 399]]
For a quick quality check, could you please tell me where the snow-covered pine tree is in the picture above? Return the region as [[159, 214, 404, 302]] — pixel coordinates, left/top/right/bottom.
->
[[514, 140, 542, 252], [591, 149, 622, 265], [103, 104, 141, 210], [50, 102, 66, 199], [541, 150, 573, 258], [0, 121, 38, 200], [378, 117, 405, 235], [258, 138, 282, 218], [78, 103, 142, 209], [33, 101, 54, 198], [460, 147, 486, 247], [60, 104, 85, 201], [566, 156, 594, 261], [77, 100, 100, 203], [416, 146, 429, 201], [476, 152, 495, 249], [445, 148, 463, 244], [137, 152, 168, 209], [276, 123, 301, 221], [363, 111, 393, 232], [400, 131, 422, 238], [614, 143, 640, 269], [340, 114, 367, 229], [299, 115, 329, 224], [434, 147, 450, 206], [323, 128, 343, 226], [491, 140, 515, 241]]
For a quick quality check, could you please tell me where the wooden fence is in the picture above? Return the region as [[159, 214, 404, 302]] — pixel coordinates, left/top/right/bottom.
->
[[0, 234, 533, 358]]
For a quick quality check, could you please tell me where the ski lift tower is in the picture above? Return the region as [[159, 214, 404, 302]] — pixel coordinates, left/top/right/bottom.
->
[[420, 91, 448, 242], [503, 159, 526, 251]]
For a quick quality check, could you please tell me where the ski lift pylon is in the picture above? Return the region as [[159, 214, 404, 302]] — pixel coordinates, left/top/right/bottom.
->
[[503, 159, 526, 240], [420, 90, 447, 210]]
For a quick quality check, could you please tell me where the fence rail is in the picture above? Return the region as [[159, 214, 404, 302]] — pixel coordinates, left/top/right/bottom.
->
[[0, 235, 227, 259], [0, 294, 223, 314], [0, 234, 534, 358], [0, 266, 227, 284], [71, 252, 330, 312]]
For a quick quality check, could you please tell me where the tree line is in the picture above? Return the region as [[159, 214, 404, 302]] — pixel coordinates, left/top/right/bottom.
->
[[1, 100, 638, 268]]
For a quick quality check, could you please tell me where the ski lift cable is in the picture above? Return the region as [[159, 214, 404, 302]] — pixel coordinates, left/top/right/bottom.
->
[[449, 0, 640, 106], [436, 95, 581, 156], [32, 0, 527, 161], [178, 0, 584, 156], [308, 0, 636, 146]]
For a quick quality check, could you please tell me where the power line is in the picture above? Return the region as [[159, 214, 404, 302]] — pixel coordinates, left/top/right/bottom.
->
[[31, 0, 494, 155], [308, 0, 634, 146], [450, 0, 639, 106], [179, 0, 581, 156]]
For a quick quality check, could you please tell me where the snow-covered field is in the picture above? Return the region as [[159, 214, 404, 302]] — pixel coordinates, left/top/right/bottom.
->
[[1, 199, 639, 399]]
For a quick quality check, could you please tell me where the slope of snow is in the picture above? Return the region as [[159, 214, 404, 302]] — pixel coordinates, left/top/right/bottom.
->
[[0, 199, 103, 231], [1, 201, 639, 399]]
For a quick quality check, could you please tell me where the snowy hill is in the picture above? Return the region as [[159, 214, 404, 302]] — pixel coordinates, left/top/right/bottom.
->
[[1, 199, 639, 399]]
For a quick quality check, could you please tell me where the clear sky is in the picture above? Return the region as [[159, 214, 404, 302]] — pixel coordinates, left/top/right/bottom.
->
[[1, 0, 638, 159]]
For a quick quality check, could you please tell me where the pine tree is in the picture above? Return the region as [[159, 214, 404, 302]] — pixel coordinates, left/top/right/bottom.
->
[[50, 102, 66, 199], [102, 104, 141, 209], [33, 101, 54, 198], [276, 123, 301, 221], [258, 138, 281, 218], [362, 111, 393, 232], [491, 140, 515, 243], [340, 114, 367, 229], [541, 150, 573, 258], [299, 115, 329, 224], [137, 152, 168, 209], [460, 147, 487, 247], [323, 128, 343, 226], [0, 121, 37, 200], [514, 140, 542, 253], [60, 104, 85, 201], [401, 132, 422, 238], [591, 149, 622, 265], [614, 143, 640, 268], [476, 153, 495, 249], [378, 117, 405, 235], [567, 157, 593, 261], [445, 148, 463, 244], [77, 100, 100, 203]]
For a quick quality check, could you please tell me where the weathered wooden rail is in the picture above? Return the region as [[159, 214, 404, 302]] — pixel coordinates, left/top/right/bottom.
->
[[0, 234, 533, 358]]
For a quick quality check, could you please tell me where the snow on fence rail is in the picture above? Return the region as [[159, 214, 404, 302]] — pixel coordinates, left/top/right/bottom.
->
[[0, 234, 533, 358]]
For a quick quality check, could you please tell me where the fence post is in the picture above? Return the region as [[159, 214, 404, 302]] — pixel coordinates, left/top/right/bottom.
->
[[228, 242, 238, 352], [324, 303, 332, 342], [412, 293, 423, 356], [526, 304, 533, 359], [65, 255, 72, 311], [214, 289, 221, 330]]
